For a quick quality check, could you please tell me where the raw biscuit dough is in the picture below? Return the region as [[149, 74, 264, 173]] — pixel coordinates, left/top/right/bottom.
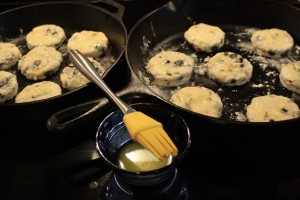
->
[[18, 46, 63, 80], [279, 61, 300, 94], [206, 52, 253, 86], [184, 23, 225, 53], [15, 81, 61, 103], [246, 94, 299, 122], [146, 51, 194, 87], [60, 58, 105, 90], [251, 28, 294, 58], [0, 43, 22, 70], [67, 30, 109, 58], [26, 24, 66, 49], [0, 71, 18, 103], [170, 86, 223, 118]]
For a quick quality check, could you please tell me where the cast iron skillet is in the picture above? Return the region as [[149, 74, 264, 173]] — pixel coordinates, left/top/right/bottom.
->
[[125, 0, 300, 139], [48, 0, 300, 139], [0, 0, 127, 123]]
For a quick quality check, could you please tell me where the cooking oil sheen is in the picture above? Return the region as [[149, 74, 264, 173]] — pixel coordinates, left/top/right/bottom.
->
[[117, 141, 173, 172]]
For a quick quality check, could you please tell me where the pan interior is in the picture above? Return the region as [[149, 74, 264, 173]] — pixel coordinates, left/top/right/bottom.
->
[[126, 0, 300, 123], [0, 2, 126, 105]]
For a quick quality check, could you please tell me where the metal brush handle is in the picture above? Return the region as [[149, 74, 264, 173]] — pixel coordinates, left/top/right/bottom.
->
[[68, 49, 136, 115]]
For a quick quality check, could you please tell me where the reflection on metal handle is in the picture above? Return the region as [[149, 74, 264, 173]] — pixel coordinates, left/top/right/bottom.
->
[[68, 49, 135, 115]]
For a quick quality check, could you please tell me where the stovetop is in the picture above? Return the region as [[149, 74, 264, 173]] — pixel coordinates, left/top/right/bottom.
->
[[1, 1, 300, 200]]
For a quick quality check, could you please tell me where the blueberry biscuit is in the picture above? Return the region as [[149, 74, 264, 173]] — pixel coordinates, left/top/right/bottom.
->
[[146, 51, 194, 87], [67, 30, 109, 58], [170, 86, 223, 118], [15, 81, 61, 103], [184, 23, 225, 53], [279, 61, 300, 94], [0, 71, 18, 103], [26, 24, 66, 49], [18, 46, 63, 80], [60, 58, 105, 90], [251, 28, 294, 58], [206, 52, 253, 86], [246, 94, 299, 122], [0, 43, 22, 70]]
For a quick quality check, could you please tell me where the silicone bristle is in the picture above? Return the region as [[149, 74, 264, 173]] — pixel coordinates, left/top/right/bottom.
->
[[136, 127, 178, 160], [123, 111, 178, 160]]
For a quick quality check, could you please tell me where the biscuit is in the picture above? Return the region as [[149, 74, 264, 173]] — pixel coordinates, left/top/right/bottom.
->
[[67, 30, 109, 58], [206, 52, 253, 86], [251, 28, 294, 58], [26, 24, 66, 49], [18, 46, 63, 80], [0, 71, 18, 103], [279, 61, 300, 94], [146, 51, 194, 87], [170, 86, 223, 118], [246, 94, 299, 122], [184, 23, 225, 53], [15, 81, 61, 103], [0, 43, 22, 70], [60, 58, 105, 90]]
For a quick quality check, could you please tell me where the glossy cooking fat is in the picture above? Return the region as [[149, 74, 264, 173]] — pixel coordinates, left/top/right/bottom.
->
[[125, 0, 300, 124], [0, 1, 127, 123], [47, 0, 300, 135]]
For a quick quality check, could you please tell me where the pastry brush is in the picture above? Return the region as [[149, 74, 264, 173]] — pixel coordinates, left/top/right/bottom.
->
[[68, 49, 178, 160]]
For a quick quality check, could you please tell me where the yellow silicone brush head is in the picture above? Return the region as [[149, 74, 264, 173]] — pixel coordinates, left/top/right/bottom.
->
[[123, 111, 178, 160]]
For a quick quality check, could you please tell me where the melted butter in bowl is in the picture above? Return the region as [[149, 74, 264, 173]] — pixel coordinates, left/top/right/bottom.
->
[[96, 102, 191, 187], [117, 141, 173, 172]]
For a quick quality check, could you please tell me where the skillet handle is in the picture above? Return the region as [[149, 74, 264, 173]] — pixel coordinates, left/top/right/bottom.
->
[[288, 1, 300, 9], [46, 97, 114, 134], [91, 0, 125, 20], [47, 67, 162, 134], [46, 90, 161, 134], [274, 0, 300, 8]]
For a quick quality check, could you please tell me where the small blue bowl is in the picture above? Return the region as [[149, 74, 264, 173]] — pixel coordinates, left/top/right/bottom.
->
[[96, 102, 191, 188]]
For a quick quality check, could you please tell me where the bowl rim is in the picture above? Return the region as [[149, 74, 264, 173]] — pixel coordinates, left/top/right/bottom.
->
[[95, 102, 191, 175]]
